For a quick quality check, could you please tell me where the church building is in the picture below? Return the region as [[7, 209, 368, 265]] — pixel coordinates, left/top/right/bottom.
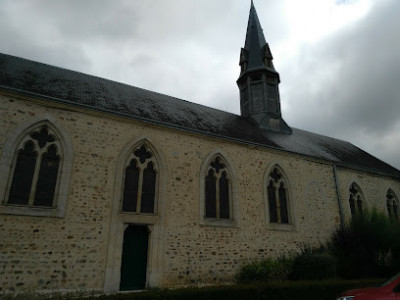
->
[[1, 2, 399, 295]]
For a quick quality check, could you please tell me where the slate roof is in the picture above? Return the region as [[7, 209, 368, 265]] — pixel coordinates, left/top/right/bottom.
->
[[1, 52, 399, 178]]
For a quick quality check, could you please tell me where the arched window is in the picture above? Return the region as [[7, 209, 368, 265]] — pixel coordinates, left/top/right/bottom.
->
[[7, 126, 61, 208], [349, 183, 364, 217], [0, 117, 72, 218], [122, 144, 158, 214], [205, 156, 231, 220], [386, 189, 399, 221], [266, 167, 290, 224]]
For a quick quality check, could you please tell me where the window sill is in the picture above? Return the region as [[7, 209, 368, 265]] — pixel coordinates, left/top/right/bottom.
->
[[200, 218, 238, 228], [0, 204, 64, 218], [266, 222, 296, 231]]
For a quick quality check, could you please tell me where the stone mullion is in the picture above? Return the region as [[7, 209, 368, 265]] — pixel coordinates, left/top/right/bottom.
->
[[136, 163, 144, 213], [28, 141, 43, 206]]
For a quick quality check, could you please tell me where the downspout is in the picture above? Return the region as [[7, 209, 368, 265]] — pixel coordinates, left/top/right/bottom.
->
[[333, 164, 345, 229]]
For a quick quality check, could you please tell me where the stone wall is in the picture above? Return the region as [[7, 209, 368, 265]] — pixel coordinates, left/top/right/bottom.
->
[[0, 93, 398, 294], [336, 167, 400, 219], [0, 95, 115, 294]]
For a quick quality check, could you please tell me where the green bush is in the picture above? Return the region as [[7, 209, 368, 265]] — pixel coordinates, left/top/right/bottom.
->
[[236, 257, 293, 283], [329, 209, 400, 279], [290, 251, 336, 280]]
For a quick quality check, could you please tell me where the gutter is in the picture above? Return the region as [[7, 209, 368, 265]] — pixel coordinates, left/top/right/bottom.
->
[[333, 164, 345, 229]]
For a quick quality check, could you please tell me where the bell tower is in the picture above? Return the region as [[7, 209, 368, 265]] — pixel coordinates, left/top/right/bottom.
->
[[237, 1, 291, 134]]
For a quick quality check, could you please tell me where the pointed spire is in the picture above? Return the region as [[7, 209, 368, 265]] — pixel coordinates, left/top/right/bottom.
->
[[240, 1, 276, 75], [237, 1, 291, 134], [245, 1, 266, 58]]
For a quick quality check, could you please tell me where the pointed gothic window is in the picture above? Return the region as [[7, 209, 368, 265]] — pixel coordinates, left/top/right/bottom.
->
[[349, 183, 364, 217], [204, 157, 231, 220], [122, 144, 158, 214], [386, 189, 399, 221], [6, 126, 61, 208], [266, 167, 290, 224]]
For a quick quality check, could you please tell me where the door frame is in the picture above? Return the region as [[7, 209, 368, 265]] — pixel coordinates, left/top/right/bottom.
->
[[104, 219, 164, 292]]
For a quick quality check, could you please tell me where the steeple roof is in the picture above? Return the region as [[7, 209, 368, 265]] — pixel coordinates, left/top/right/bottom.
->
[[238, 1, 288, 133], [245, 1, 266, 50], [243, 1, 270, 71]]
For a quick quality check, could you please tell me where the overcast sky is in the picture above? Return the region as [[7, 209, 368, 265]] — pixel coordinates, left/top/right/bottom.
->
[[1, 0, 400, 169]]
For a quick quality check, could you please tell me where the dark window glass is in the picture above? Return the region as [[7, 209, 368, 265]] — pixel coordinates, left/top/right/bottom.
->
[[251, 75, 261, 82], [141, 162, 156, 213], [33, 144, 60, 207], [357, 195, 363, 215], [205, 169, 216, 218], [349, 194, 356, 216], [8, 141, 37, 205], [123, 159, 139, 212], [268, 169, 290, 224], [387, 199, 393, 218], [219, 171, 230, 219], [349, 184, 364, 217], [279, 182, 289, 224], [268, 180, 277, 223], [387, 191, 399, 221]]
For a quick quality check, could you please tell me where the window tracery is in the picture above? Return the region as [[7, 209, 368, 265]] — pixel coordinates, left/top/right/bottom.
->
[[205, 156, 231, 220], [267, 167, 289, 224], [349, 183, 364, 217], [387, 189, 399, 220], [7, 125, 61, 208], [122, 144, 157, 214]]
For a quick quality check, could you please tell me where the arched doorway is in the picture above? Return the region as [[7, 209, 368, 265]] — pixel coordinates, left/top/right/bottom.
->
[[120, 225, 149, 290]]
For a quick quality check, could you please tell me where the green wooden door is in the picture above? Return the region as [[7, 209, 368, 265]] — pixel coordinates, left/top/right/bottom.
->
[[120, 225, 149, 290]]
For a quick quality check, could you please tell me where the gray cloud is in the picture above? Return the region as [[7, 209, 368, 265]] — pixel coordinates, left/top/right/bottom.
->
[[281, 0, 400, 167], [0, 0, 399, 169]]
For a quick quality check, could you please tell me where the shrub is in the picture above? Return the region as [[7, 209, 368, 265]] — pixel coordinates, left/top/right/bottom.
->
[[290, 250, 336, 280], [236, 257, 293, 283], [237, 208, 400, 283], [328, 209, 400, 279]]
